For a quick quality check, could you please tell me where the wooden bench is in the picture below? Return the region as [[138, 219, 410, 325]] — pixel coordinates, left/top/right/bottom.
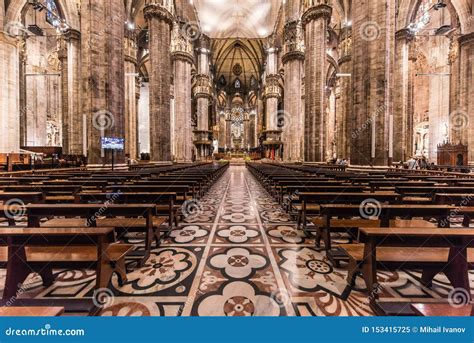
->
[[297, 192, 401, 231], [341, 227, 474, 306], [411, 303, 473, 317], [4, 185, 83, 203], [317, 204, 453, 264], [76, 192, 177, 229], [0, 227, 133, 300], [0, 306, 64, 317], [25, 203, 160, 265]]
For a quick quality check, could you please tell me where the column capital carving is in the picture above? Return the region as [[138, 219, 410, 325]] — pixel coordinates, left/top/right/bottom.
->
[[282, 20, 305, 64], [263, 74, 282, 99], [171, 50, 194, 64], [302, 3, 332, 26], [339, 25, 352, 60], [144, 3, 173, 26], [171, 21, 194, 64], [193, 74, 213, 99], [459, 32, 474, 47], [395, 28, 414, 41], [124, 36, 138, 64], [63, 28, 81, 41]]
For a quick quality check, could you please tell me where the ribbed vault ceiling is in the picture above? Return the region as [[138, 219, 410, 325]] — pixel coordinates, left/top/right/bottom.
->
[[193, 0, 282, 38]]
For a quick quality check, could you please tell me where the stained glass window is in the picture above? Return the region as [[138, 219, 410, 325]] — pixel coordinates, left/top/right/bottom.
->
[[46, 0, 61, 27], [231, 108, 244, 139], [408, 0, 436, 33]]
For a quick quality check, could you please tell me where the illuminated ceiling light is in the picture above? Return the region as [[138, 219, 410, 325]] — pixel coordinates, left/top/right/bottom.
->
[[257, 28, 267, 37]]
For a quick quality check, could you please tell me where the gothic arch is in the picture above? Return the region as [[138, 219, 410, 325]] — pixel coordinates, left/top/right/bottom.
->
[[397, 0, 472, 33], [5, 0, 80, 30]]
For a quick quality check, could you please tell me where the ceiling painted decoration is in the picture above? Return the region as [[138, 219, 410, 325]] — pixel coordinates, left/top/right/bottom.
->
[[192, 0, 283, 38]]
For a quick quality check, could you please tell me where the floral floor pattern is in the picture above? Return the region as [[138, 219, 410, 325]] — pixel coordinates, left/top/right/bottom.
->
[[1, 166, 472, 316]]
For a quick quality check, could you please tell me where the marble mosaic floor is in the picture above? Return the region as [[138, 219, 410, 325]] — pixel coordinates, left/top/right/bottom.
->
[[1, 166, 472, 316]]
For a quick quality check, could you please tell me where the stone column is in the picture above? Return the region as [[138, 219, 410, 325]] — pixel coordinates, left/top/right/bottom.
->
[[257, 96, 264, 140], [282, 19, 305, 162], [335, 26, 352, 160], [243, 112, 250, 150], [81, 0, 126, 165], [351, 0, 395, 166], [193, 46, 213, 160], [124, 34, 139, 159], [226, 116, 232, 149], [59, 29, 82, 155], [458, 33, 474, 164], [144, 2, 173, 162], [0, 32, 20, 153], [302, 2, 332, 162], [392, 28, 414, 163], [171, 21, 194, 162], [218, 114, 226, 149], [249, 114, 256, 148]]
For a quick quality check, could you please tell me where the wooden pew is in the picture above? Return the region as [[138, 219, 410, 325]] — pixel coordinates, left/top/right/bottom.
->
[[0, 306, 64, 317], [4, 185, 82, 203], [317, 204, 453, 264], [25, 203, 160, 265], [0, 226, 133, 300], [297, 192, 401, 231], [342, 227, 474, 308], [411, 304, 473, 317], [76, 192, 177, 230], [283, 186, 366, 211], [369, 181, 436, 192], [132, 180, 202, 198]]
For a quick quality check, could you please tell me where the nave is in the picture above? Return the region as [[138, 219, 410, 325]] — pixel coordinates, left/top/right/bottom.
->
[[2, 165, 472, 317]]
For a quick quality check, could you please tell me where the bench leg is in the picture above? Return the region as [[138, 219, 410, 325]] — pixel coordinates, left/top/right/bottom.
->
[[346, 259, 360, 288], [38, 266, 55, 287], [4, 246, 30, 301], [96, 262, 113, 289], [462, 215, 471, 228], [361, 262, 377, 298], [297, 212, 302, 229], [314, 227, 322, 246], [114, 259, 128, 287], [421, 268, 438, 288]]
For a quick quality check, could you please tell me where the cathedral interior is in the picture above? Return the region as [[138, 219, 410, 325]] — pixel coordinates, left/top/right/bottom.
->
[[0, 0, 473, 319]]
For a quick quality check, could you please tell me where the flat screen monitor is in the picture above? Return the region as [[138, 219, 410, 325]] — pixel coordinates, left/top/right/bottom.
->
[[101, 137, 125, 150]]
